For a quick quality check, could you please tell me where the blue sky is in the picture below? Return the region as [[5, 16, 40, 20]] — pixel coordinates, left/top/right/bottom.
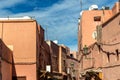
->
[[0, 0, 117, 51]]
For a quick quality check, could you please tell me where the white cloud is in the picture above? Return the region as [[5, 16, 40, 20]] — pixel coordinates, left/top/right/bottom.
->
[[0, 0, 25, 9], [10, 0, 80, 47], [0, 0, 26, 16], [68, 44, 78, 51]]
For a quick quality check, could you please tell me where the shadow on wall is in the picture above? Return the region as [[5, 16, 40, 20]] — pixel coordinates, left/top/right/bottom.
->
[[11, 56, 26, 80], [12, 57, 17, 80]]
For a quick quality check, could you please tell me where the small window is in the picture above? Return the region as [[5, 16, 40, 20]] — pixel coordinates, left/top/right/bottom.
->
[[94, 16, 101, 21], [70, 54, 73, 58]]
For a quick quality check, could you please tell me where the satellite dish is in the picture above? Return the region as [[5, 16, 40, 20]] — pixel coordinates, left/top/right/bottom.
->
[[92, 31, 97, 39], [78, 18, 80, 23], [80, 11, 83, 16], [23, 16, 31, 19], [89, 5, 98, 10], [53, 40, 58, 44]]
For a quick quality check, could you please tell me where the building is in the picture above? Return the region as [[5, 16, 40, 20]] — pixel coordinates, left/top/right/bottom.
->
[[78, 5, 112, 52], [78, 1, 120, 80], [0, 39, 12, 80], [39, 41, 51, 71], [59, 45, 69, 80], [0, 17, 47, 80], [70, 51, 79, 60], [46, 41, 61, 79], [46, 41, 59, 73], [46, 41, 69, 80], [101, 11, 120, 80], [39, 42, 51, 79], [66, 55, 80, 80], [67, 51, 81, 80], [79, 43, 103, 80], [46, 41, 75, 80], [78, 7, 112, 80]]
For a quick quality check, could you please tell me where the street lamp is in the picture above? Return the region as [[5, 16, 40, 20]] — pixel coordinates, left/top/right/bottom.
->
[[70, 63, 74, 67], [82, 45, 92, 59], [83, 45, 88, 55]]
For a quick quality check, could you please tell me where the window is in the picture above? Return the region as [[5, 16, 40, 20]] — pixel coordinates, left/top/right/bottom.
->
[[94, 16, 101, 21], [70, 54, 73, 58], [12, 76, 26, 80]]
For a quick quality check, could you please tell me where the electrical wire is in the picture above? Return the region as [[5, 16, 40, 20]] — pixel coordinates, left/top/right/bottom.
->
[[100, 41, 120, 46], [93, 43, 117, 55]]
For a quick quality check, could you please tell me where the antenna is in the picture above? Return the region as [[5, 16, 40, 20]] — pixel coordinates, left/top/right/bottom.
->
[[45, 26, 48, 40], [89, 5, 98, 10], [80, 0, 82, 11], [79, 0, 83, 17]]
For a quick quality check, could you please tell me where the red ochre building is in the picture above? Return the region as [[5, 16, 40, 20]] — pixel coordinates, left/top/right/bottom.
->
[[78, 1, 120, 80], [46, 41, 80, 80], [0, 17, 51, 80], [0, 39, 12, 80]]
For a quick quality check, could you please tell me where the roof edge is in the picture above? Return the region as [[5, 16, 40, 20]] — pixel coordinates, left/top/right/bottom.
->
[[102, 12, 120, 28]]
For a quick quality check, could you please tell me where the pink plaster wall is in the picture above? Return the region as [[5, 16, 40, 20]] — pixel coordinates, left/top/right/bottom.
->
[[0, 39, 12, 80], [102, 12, 120, 80], [0, 20, 41, 80]]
